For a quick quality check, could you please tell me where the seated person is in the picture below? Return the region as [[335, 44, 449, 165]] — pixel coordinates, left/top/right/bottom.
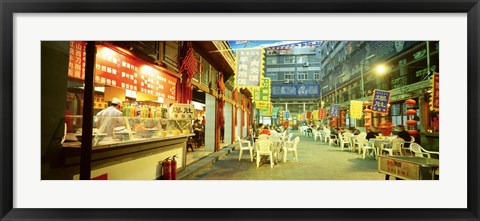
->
[[366, 127, 379, 140], [396, 125, 411, 147], [259, 125, 271, 135]]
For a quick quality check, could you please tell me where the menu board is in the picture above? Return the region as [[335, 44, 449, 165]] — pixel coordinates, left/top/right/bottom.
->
[[95, 45, 177, 101], [371, 89, 391, 114], [234, 48, 264, 89], [67, 42, 177, 101], [67, 41, 86, 79]]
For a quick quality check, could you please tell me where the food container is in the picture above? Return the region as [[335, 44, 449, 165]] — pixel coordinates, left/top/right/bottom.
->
[[172, 130, 180, 136], [75, 133, 107, 143], [114, 131, 134, 141], [161, 131, 168, 137], [182, 129, 190, 135], [135, 128, 158, 138]]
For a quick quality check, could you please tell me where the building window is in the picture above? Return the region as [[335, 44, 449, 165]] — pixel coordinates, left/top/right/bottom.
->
[[314, 72, 320, 80], [266, 57, 277, 65], [297, 71, 308, 80], [284, 72, 295, 80], [283, 56, 295, 64], [296, 55, 309, 63], [267, 73, 278, 80]]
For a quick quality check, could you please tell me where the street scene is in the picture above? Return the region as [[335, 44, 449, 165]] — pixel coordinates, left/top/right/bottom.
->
[[41, 40, 439, 180]]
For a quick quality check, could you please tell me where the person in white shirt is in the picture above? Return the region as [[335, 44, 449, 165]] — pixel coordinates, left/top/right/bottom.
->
[[95, 98, 123, 136]]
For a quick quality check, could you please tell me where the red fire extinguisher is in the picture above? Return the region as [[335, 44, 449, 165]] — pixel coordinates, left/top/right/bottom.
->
[[171, 155, 178, 180], [162, 157, 172, 180]]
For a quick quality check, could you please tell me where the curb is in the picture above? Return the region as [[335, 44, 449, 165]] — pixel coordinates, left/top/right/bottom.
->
[[178, 144, 237, 180]]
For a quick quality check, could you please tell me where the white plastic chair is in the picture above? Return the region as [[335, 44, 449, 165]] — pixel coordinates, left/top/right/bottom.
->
[[381, 138, 404, 156], [352, 132, 366, 153], [255, 139, 274, 168], [283, 136, 300, 162], [402, 136, 416, 155], [257, 134, 269, 140], [409, 143, 439, 158], [237, 136, 253, 162], [329, 133, 338, 146], [357, 137, 376, 159], [339, 133, 352, 151], [313, 129, 323, 141], [324, 129, 331, 143]]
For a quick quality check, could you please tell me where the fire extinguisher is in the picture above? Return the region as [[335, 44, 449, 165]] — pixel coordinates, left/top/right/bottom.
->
[[162, 157, 172, 180], [171, 155, 178, 180]]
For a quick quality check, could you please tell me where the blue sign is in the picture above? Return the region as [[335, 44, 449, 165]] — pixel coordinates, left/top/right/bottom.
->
[[271, 84, 320, 97], [330, 105, 340, 117], [372, 89, 391, 113], [284, 111, 290, 119]]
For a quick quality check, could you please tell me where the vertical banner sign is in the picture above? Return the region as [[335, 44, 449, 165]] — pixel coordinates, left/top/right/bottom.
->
[[284, 111, 290, 119], [234, 48, 265, 90], [350, 101, 363, 119], [319, 108, 326, 119], [330, 105, 340, 117], [371, 90, 391, 114], [429, 73, 439, 111], [68, 41, 86, 79], [253, 78, 271, 103]]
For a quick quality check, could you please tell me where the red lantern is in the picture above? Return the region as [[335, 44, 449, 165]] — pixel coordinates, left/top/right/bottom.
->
[[408, 130, 419, 136], [406, 109, 417, 116], [407, 120, 417, 126], [379, 122, 393, 136], [405, 99, 416, 106], [364, 123, 370, 128], [363, 109, 372, 113], [364, 116, 371, 120]]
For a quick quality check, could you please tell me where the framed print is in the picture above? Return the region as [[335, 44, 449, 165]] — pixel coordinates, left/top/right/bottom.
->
[[1, 0, 479, 220]]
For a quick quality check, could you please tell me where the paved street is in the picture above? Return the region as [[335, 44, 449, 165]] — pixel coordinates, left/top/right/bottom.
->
[[191, 131, 385, 180]]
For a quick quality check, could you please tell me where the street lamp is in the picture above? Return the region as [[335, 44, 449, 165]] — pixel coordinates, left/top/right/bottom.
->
[[360, 54, 376, 99]]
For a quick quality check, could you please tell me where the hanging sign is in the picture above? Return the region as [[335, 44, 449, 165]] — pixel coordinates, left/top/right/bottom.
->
[[234, 48, 265, 89], [284, 110, 290, 119], [67, 41, 86, 80], [169, 103, 195, 120], [253, 78, 271, 103], [371, 89, 391, 114], [350, 100, 364, 119], [319, 108, 326, 119], [255, 101, 269, 110], [429, 72, 439, 111], [330, 105, 340, 117]]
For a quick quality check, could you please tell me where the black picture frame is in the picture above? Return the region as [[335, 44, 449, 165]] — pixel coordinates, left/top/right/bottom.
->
[[1, 0, 479, 220]]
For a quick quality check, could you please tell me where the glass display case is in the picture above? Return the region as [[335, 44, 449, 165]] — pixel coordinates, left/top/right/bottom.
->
[[65, 115, 193, 147]]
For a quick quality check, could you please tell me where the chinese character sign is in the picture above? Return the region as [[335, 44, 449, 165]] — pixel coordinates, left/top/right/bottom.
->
[[330, 105, 340, 117], [255, 101, 268, 110], [284, 111, 290, 119], [169, 104, 194, 120], [253, 78, 271, 103], [68, 41, 86, 79], [430, 73, 439, 111], [234, 48, 265, 89], [319, 108, 326, 119], [350, 100, 363, 119], [371, 90, 391, 114]]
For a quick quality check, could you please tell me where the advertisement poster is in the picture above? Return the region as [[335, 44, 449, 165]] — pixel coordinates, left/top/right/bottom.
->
[[234, 48, 265, 89]]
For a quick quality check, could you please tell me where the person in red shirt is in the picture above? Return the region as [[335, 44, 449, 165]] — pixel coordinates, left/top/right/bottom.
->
[[201, 116, 206, 126], [259, 124, 271, 135]]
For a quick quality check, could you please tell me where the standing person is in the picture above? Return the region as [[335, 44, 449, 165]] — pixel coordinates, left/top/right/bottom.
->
[[95, 98, 123, 136], [201, 116, 206, 129]]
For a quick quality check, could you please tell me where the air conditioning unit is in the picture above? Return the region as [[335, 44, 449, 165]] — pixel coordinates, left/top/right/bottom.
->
[[284, 79, 292, 84], [303, 62, 309, 67]]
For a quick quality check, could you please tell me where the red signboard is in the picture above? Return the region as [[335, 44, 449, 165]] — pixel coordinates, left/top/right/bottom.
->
[[67, 42, 177, 101], [433, 73, 439, 109], [67, 41, 86, 80], [319, 108, 326, 119]]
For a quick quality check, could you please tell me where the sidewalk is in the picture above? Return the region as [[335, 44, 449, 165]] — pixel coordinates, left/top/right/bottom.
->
[[180, 131, 385, 180]]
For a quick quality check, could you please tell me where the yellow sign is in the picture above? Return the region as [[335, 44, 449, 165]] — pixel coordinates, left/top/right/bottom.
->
[[255, 101, 269, 110], [350, 100, 363, 119]]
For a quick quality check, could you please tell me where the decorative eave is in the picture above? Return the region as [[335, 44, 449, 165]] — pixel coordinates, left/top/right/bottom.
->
[[191, 41, 235, 80]]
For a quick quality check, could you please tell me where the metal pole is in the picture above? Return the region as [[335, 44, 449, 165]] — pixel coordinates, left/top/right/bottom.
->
[[360, 62, 364, 99], [426, 41, 431, 75]]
